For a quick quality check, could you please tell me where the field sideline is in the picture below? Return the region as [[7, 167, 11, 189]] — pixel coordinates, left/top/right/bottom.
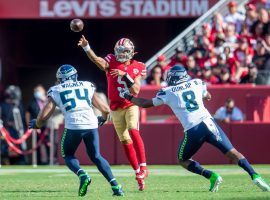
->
[[0, 165, 270, 200]]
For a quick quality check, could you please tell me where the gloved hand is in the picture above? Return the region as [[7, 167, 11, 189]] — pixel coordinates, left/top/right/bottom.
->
[[119, 88, 133, 101], [28, 119, 40, 129], [97, 116, 106, 126]]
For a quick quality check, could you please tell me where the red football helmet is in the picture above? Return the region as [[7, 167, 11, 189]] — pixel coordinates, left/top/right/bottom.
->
[[114, 38, 135, 63]]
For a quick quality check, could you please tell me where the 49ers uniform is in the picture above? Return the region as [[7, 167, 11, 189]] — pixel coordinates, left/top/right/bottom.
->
[[104, 54, 146, 141]]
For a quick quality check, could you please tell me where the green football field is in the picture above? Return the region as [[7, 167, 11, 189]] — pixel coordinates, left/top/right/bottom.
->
[[0, 165, 270, 200]]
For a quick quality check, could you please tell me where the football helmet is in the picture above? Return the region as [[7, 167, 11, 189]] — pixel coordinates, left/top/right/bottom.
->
[[114, 38, 135, 63], [56, 64, 78, 83], [166, 65, 191, 86]]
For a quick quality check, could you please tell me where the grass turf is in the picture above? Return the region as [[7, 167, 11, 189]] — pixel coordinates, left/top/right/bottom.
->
[[0, 165, 270, 200]]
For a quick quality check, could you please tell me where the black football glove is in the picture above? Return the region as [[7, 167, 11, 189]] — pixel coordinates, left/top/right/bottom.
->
[[119, 88, 133, 101], [97, 116, 106, 126], [28, 119, 40, 129]]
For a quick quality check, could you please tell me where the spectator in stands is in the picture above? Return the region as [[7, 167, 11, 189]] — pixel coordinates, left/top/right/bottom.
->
[[201, 65, 219, 84], [0, 85, 26, 164], [219, 67, 236, 84], [145, 65, 166, 87], [214, 33, 226, 55], [240, 63, 258, 84], [224, 23, 239, 51], [245, 3, 258, 30], [166, 47, 187, 71], [212, 12, 227, 36], [252, 39, 270, 70], [224, 1, 245, 33], [186, 56, 201, 78], [25, 84, 48, 165], [234, 37, 254, 81], [202, 23, 215, 44], [214, 98, 244, 123]]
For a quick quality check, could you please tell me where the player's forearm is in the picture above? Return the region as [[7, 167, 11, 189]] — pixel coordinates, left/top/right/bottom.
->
[[36, 100, 56, 128], [85, 49, 108, 71], [129, 83, 140, 95], [131, 97, 154, 108]]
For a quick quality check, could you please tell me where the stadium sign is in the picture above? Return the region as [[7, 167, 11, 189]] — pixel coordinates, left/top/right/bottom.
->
[[0, 0, 218, 19]]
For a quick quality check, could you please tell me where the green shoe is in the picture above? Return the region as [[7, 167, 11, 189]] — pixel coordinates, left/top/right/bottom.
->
[[209, 172, 223, 192], [252, 174, 270, 192], [112, 185, 124, 196], [78, 173, 91, 197]]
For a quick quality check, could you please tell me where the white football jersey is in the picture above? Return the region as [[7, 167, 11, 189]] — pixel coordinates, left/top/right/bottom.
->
[[152, 79, 212, 131], [48, 80, 98, 130]]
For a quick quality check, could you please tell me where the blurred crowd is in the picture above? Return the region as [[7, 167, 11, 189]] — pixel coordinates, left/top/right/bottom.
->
[[0, 84, 63, 165], [145, 0, 270, 86]]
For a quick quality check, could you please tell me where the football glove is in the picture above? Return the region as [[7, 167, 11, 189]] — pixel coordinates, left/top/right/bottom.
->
[[119, 88, 133, 101], [28, 119, 40, 129], [97, 116, 106, 126]]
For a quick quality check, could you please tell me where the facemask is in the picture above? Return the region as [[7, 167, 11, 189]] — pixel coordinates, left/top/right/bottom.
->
[[34, 91, 44, 100]]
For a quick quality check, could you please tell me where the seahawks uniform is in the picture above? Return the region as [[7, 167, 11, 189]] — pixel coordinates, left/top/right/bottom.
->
[[47, 80, 97, 130], [152, 79, 233, 161]]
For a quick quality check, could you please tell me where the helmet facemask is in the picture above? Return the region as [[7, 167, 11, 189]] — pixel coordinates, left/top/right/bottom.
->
[[114, 38, 135, 63]]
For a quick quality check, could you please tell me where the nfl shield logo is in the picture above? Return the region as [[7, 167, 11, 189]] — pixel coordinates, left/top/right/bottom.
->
[[133, 68, 139, 74]]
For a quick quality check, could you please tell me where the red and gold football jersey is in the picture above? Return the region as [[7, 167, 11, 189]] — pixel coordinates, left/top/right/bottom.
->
[[104, 54, 146, 110]]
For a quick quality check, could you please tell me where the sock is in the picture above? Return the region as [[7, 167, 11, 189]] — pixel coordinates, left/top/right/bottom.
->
[[187, 160, 212, 179], [109, 178, 118, 187], [123, 142, 140, 172], [64, 156, 82, 175], [129, 129, 147, 169], [77, 169, 86, 176], [238, 158, 257, 179]]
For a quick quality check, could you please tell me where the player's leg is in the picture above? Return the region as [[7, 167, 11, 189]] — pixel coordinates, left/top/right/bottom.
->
[[178, 123, 221, 192], [82, 129, 124, 196], [111, 109, 140, 173], [206, 118, 270, 191], [126, 106, 147, 173], [61, 129, 91, 196]]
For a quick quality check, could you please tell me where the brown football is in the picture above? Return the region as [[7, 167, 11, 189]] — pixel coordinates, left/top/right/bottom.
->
[[70, 19, 84, 32]]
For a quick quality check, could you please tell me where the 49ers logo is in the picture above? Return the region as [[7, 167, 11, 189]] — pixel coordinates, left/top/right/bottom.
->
[[133, 69, 139, 75]]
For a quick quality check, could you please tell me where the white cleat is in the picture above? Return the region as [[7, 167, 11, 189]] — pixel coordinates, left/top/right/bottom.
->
[[253, 176, 270, 192]]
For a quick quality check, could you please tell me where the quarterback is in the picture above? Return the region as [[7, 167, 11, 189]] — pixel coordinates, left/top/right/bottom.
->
[[29, 65, 124, 197], [78, 36, 148, 190], [119, 65, 270, 192]]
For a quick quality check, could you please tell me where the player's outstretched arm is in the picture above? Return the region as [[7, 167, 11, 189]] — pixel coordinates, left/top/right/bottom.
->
[[78, 35, 109, 72], [119, 89, 154, 108], [92, 92, 110, 120], [29, 97, 56, 129]]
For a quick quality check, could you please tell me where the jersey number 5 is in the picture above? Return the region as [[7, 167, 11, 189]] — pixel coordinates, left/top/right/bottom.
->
[[182, 90, 199, 112], [60, 89, 91, 111]]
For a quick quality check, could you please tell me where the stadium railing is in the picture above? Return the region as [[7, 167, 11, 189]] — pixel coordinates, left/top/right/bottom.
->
[[145, 0, 249, 72]]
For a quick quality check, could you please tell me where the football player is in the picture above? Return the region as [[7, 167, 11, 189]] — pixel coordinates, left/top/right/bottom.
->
[[78, 36, 148, 190], [119, 65, 270, 192], [29, 64, 124, 197]]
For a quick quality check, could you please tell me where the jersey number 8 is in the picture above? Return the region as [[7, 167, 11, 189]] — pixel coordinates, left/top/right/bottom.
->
[[182, 90, 199, 112], [60, 89, 91, 111]]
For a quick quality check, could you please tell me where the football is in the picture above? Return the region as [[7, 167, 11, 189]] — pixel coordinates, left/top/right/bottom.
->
[[70, 19, 84, 32]]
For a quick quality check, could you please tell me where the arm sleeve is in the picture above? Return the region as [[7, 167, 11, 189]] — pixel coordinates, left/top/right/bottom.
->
[[104, 54, 115, 69], [152, 89, 167, 106]]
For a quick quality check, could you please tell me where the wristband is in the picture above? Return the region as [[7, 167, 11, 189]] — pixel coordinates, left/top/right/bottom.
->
[[83, 44, 91, 52], [122, 73, 135, 88]]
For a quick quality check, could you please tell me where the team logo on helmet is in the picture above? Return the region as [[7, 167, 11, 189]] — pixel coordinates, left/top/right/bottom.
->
[[114, 38, 135, 63], [56, 64, 78, 83], [166, 65, 191, 86]]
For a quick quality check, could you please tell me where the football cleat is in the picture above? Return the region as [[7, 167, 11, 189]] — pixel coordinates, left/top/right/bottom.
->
[[136, 170, 148, 191], [209, 172, 223, 192], [78, 173, 91, 197], [112, 185, 124, 196], [252, 174, 270, 191]]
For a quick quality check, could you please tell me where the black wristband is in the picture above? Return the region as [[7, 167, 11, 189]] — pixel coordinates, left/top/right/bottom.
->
[[125, 94, 134, 101], [122, 73, 135, 88]]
